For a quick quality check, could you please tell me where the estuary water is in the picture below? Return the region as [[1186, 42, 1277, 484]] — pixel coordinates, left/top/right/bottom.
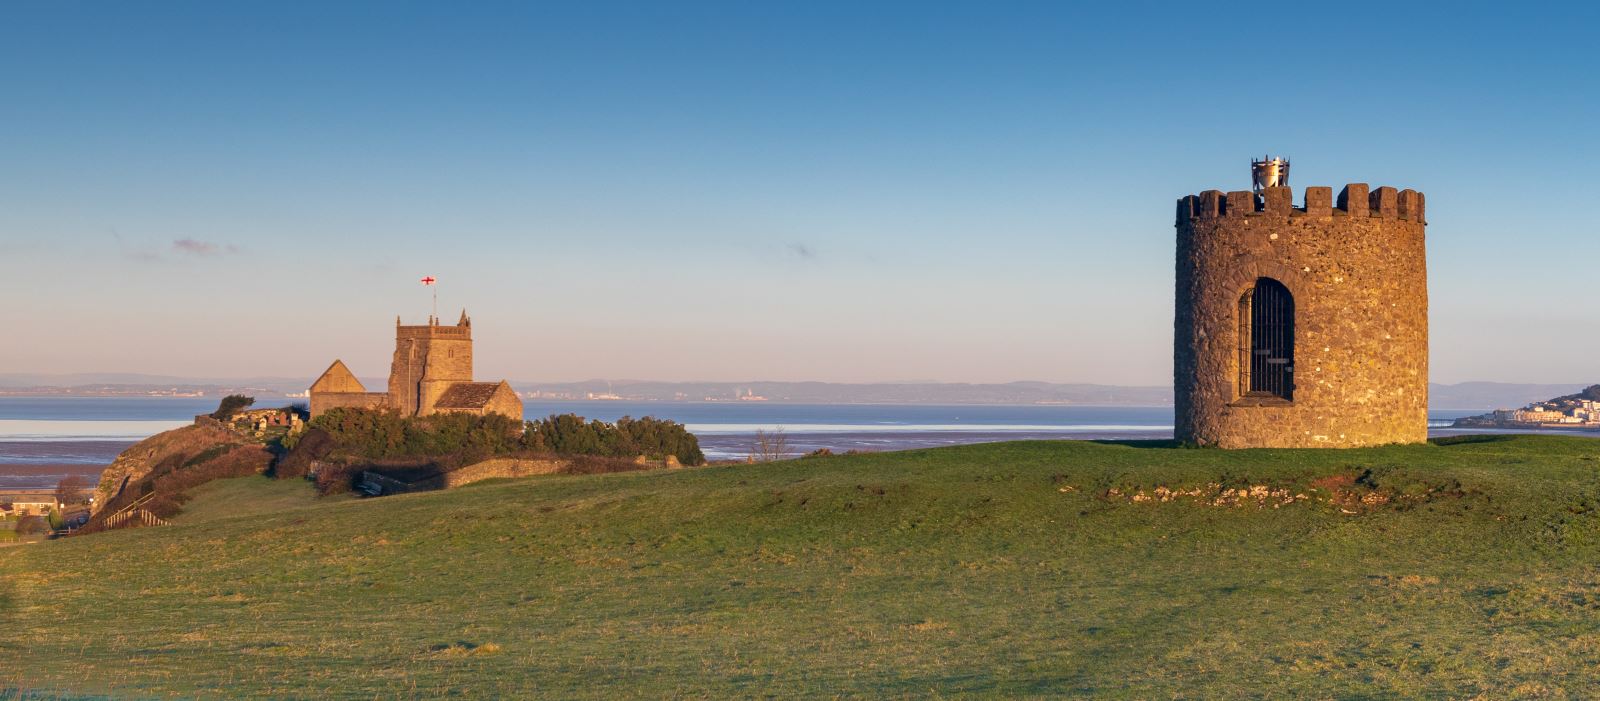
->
[[0, 396, 1509, 488]]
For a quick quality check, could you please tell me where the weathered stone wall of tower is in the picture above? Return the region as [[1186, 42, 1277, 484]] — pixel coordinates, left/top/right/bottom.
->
[[388, 321, 474, 416], [1174, 185, 1429, 448], [310, 391, 390, 417]]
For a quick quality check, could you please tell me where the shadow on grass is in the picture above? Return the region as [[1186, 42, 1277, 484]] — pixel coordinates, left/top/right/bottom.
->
[[1433, 435, 1519, 447], [1090, 439, 1186, 450]]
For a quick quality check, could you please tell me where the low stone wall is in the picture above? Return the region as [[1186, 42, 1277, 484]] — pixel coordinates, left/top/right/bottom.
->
[[360, 454, 683, 496], [440, 458, 567, 489]]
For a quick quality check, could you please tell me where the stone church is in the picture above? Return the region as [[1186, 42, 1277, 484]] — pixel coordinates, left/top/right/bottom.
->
[[308, 311, 523, 421]]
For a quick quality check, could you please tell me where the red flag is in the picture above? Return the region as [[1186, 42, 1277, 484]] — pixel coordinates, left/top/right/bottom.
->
[[420, 276, 436, 286]]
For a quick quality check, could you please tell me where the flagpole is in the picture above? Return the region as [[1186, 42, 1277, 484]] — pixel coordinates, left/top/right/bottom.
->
[[421, 276, 439, 324]]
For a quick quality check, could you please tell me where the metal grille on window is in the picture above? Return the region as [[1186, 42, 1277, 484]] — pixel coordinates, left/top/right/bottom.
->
[[1247, 278, 1294, 400]]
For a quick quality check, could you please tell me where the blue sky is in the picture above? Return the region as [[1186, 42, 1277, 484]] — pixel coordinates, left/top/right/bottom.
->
[[2, 2, 1596, 385]]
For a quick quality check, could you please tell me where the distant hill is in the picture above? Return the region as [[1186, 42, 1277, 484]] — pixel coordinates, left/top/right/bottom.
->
[[0, 372, 309, 389], [515, 379, 1175, 405], [517, 379, 1593, 409], [0, 373, 1588, 409], [1425, 382, 1594, 410], [0, 373, 311, 398]]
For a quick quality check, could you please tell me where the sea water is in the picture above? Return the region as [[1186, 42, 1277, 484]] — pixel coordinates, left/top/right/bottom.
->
[[0, 396, 1494, 473]]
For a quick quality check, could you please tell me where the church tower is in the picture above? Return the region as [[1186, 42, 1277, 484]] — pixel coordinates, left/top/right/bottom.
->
[[1173, 159, 1429, 448], [388, 311, 475, 416]]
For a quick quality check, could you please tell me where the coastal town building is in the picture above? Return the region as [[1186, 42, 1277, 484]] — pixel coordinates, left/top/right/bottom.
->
[[308, 312, 523, 421], [0, 490, 63, 516], [1173, 158, 1429, 448], [1475, 401, 1600, 428]]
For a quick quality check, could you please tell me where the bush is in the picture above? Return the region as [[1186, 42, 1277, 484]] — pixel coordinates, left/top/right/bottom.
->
[[16, 515, 48, 535], [211, 395, 255, 420], [524, 414, 705, 466], [294, 409, 707, 492], [275, 428, 336, 479], [309, 409, 524, 462], [314, 462, 367, 496]]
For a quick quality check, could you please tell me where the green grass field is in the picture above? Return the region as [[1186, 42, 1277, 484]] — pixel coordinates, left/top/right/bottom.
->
[[5, 435, 1600, 698], [169, 476, 348, 525]]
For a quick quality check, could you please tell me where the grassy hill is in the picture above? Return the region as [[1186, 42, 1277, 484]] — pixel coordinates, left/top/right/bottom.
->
[[5, 436, 1600, 698], [167, 476, 347, 525]]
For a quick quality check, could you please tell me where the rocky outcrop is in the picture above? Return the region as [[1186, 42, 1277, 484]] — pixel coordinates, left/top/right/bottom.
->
[[92, 423, 253, 514]]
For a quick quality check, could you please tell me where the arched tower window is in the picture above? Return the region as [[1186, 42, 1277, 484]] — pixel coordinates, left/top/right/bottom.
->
[[1238, 278, 1295, 401]]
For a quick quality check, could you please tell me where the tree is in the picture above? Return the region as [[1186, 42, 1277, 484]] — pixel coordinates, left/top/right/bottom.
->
[[211, 394, 255, 420], [55, 475, 88, 506], [751, 427, 790, 463]]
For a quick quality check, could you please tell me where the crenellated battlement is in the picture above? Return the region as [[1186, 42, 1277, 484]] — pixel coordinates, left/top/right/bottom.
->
[[396, 324, 471, 340], [1176, 185, 1425, 225]]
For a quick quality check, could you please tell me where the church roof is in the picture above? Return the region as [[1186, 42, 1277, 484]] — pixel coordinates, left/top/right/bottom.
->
[[310, 360, 366, 393], [432, 381, 510, 409]]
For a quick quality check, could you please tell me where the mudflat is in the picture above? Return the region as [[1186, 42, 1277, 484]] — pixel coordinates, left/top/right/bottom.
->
[[0, 463, 107, 490]]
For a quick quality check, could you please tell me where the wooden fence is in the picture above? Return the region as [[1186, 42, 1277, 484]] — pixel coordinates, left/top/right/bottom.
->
[[101, 492, 172, 530]]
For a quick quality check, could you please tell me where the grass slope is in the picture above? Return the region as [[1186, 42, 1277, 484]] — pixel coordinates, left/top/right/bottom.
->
[[5, 436, 1600, 698], [168, 476, 344, 525]]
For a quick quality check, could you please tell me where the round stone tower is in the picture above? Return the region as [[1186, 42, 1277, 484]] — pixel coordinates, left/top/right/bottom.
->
[[1173, 174, 1428, 448]]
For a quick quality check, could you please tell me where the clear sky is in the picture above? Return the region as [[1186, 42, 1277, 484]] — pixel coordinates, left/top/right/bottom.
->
[[2, 2, 1596, 385]]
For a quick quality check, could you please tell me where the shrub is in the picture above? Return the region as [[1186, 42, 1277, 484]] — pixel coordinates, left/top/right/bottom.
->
[[275, 428, 336, 479], [294, 408, 707, 491], [314, 462, 367, 496], [308, 409, 524, 461], [524, 414, 705, 466], [16, 515, 48, 535], [211, 395, 255, 420]]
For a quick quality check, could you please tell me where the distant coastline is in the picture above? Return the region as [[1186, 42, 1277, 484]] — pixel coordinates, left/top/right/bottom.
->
[[1449, 385, 1600, 431], [1, 377, 1593, 411]]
